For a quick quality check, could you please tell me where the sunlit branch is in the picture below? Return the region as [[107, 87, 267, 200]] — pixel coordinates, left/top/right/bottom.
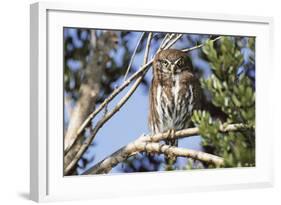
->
[[138, 123, 246, 142], [83, 142, 224, 175]]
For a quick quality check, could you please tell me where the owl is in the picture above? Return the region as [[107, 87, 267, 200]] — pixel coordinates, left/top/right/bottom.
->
[[148, 49, 202, 163]]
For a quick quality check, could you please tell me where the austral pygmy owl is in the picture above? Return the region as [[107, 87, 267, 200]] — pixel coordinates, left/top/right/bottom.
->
[[148, 49, 202, 163]]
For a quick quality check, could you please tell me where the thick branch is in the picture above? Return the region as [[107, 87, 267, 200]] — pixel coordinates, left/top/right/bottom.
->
[[82, 123, 247, 175], [139, 123, 247, 142], [83, 142, 223, 175]]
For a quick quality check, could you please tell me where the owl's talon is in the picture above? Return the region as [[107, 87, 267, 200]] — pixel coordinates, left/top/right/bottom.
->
[[166, 129, 171, 140], [167, 129, 175, 140]]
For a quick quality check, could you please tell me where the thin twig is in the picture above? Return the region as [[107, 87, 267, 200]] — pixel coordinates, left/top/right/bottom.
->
[[143, 33, 153, 64], [182, 36, 222, 52], [123, 32, 146, 81], [81, 123, 247, 175], [158, 33, 170, 48], [159, 33, 175, 50], [163, 34, 183, 49]]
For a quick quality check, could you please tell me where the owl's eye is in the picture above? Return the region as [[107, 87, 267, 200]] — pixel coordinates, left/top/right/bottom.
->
[[162, 61, 169, 67], [177, 59, 184, 67]]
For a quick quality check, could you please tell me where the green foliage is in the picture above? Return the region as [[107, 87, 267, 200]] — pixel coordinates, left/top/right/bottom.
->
[[192, 37, 255, 168]]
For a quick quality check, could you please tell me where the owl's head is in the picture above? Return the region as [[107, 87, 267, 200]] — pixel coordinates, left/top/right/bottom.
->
[[153, 49, 193, 76]]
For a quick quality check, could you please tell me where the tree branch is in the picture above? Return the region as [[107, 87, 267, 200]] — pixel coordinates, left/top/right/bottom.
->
[[163, 34, 183, 50], [159, 33, 175, 50], [123, 32, 146, 81], [83, 142, 224, 175], [182, 36, 222, 52], [82, 123, 248, 175], [138, 123, 247, 142], [159, 33, 172, 48]]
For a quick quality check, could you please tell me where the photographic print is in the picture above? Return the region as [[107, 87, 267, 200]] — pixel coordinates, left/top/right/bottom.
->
[[63, 28, 255, 176]]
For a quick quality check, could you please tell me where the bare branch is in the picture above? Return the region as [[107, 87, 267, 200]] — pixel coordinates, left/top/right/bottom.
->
[[83, 142, 223, 175], [123, 32, 146, 81], [82, 123, 248, 175], [163, 34, 183, 49], [143, 33, 153, 64], [182, 36, 222, 52], [139, 123, 246, 142], [159, 33, 175, 49]]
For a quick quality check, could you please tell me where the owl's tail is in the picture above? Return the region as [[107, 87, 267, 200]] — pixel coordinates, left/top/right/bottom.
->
[[164, 139, 178, 169]]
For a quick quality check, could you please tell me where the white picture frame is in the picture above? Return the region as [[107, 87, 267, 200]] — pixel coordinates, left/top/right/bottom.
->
[[30, 2, 274, 202]]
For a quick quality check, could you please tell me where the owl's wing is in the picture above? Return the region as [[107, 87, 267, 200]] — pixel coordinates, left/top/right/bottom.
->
[[192, 78, 203, 111]]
